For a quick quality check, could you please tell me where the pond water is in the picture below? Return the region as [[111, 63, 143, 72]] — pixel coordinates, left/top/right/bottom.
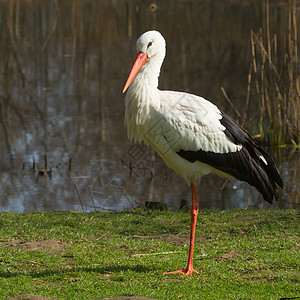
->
[[0, 0, 299, 212]]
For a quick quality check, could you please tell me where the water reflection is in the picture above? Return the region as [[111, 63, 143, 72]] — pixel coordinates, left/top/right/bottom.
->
[[0, 0, 299, 212]]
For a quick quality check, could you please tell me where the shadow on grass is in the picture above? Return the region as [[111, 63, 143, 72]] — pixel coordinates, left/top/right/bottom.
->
[[0, 263, 154, 279]]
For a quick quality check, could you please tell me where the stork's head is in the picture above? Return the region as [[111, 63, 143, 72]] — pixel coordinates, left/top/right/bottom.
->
[[136, 30, 166, 59], [123, 30, 166, 93]]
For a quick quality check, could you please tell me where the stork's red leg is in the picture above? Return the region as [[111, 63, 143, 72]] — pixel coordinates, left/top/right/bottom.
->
[[164, 182, 199, 276]]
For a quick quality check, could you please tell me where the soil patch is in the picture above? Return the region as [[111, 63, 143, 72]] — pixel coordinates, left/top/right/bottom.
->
[[5, 295, 59, 300], [133, 233, 189, 245], [160, 233, 189, 245], [98, 298, 159, 300], [213, 250, 240, 261], [2, 239, 66, 253]]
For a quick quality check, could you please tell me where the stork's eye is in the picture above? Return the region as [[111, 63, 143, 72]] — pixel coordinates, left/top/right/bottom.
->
[[147, 41, 153, 48]]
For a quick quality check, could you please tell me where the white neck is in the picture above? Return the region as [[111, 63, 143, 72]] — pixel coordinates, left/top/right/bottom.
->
[[125, 54, 164, 141]]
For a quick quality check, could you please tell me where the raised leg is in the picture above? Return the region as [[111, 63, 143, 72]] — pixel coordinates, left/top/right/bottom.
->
[[164, 181, 199, 276]]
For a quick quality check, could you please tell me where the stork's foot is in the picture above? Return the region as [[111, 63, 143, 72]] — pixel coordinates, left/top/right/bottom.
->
[[164, 267, 199, 277]]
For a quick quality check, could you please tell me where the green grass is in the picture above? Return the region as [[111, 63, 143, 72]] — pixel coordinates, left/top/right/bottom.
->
[[0, 209, 299, 299]]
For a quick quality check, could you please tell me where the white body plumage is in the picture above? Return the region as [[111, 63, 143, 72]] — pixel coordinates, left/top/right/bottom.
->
[[123, 30, 282, 203], [124, 31, 241, 182]]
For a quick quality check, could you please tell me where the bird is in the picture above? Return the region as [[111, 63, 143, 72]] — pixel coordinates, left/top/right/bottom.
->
[[122, 30, 283, 276]]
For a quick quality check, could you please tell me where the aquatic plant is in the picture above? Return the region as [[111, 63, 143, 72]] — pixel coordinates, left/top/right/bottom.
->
[[224, 0, 299, 148]]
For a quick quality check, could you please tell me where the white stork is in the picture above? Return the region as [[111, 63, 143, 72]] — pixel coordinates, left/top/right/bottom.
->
[[122, 30, 283, 276]]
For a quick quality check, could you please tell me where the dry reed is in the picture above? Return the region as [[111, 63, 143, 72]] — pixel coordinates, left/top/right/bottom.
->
[[223, 0, 299, 148], [248, 0, 299, 147]]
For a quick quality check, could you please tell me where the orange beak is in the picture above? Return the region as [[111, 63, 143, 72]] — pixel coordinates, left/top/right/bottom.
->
[[122, 52, 148, 93]]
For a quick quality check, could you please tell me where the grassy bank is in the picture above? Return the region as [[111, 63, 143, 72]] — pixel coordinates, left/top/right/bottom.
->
[[0, 209, 299, 299]]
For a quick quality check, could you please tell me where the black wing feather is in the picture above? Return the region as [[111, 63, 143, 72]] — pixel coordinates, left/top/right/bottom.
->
[[177, 111, 283, 203]]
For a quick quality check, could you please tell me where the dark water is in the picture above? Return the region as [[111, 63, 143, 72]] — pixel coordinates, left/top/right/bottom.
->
[[0, 0, 299, 212]]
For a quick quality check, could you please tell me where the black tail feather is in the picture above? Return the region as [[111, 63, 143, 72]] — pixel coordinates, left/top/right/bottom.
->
[[249, 154, 280, 203], [219, 111, 283, 203], [250, 143, 283, 189]]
